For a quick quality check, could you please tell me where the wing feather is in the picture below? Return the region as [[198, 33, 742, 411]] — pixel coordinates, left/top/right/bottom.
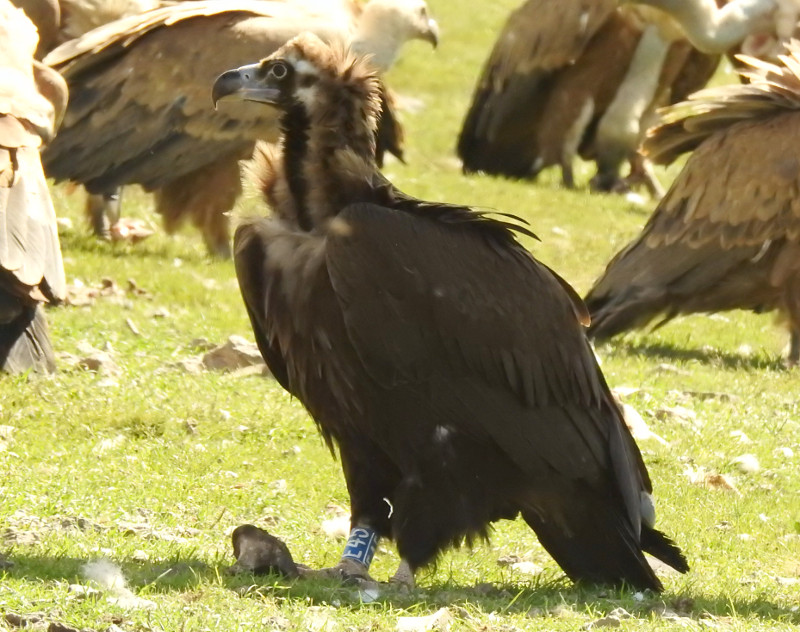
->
[[324, 202, 634, 484], [42, 1, 352, 191]]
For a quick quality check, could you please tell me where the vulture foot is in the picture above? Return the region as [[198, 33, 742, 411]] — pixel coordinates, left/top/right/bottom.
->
[[388, 559, 415, 592], [298, 558, 378, 587], [85, 190, 122, 239]]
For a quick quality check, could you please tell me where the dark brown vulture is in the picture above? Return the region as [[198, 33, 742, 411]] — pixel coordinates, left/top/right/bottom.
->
[[456, 0, 721, 194], [0, 0, 67, 373], [41, 0, 438, 256], [214, 33, 689, 591], [585, 44, 800, 365]]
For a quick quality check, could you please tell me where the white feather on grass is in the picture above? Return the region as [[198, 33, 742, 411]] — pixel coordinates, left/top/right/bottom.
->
[[82, 559, 156, 610]]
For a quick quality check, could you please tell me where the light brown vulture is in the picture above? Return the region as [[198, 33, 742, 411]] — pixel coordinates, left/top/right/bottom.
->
[[10, 0, 61, 58], [41, 0, 439, 256], [585, 44, 800, 364], [456, 0, 722, 193], [0, 0, 67, 373], [214, 33, 689, 591]]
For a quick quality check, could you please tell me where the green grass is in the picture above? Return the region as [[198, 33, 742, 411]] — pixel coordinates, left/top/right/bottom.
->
[[2, 1, 800, 630]]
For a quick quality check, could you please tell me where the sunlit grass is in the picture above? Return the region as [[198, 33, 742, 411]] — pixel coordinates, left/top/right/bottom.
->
[[1, 0, 799, 630]]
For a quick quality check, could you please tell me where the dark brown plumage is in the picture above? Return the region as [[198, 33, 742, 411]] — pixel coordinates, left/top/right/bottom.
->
[[456, 0, 720, 193], [215, 33, 688, 591], [586, 45, 800, 364], [0, 1, 67, 373], [41, 0, 438, 256]]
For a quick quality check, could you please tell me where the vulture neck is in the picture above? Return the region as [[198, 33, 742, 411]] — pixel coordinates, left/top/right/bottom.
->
[[350, 12, 406, 72], [281, 95, 377, 231], [631, 0, 777, 53]]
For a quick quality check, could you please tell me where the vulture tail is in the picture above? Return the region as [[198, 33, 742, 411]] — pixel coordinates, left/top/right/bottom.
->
[[585, 238, 777, 341], [0, 305, 57, 374], [642, 526, 689, 574], [585, 290, 671, 342], [521, 499, 680, 591]]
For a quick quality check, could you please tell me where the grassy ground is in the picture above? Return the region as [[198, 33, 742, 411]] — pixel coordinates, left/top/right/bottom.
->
[[2, 1, 800, 630]]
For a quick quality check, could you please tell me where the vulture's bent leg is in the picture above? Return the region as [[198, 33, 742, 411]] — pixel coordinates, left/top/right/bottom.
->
[[625, 154, 665, 198], [85, 189, 122, 238], [592, 25, 670, 191]]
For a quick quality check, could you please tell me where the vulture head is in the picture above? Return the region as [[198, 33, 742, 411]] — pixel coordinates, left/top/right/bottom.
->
[[213, 32, 381, 138], [214, 33, 383, 225]]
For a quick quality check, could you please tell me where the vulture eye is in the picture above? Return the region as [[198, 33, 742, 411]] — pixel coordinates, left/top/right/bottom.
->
[[269, 62, 289, 80]]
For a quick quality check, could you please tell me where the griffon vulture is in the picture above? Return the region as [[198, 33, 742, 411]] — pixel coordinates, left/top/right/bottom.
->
[[42, 0, 439, 256], [10, 0, 61, 57], [214, 33, 689, 590], [585, 44, 800, 365], [457, 1, 721, 193], [0, 0, 67, 372]]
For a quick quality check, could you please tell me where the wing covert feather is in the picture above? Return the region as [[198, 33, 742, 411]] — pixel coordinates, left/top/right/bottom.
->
[[325, 203, 624, 480], [644, 111, 800, 249]]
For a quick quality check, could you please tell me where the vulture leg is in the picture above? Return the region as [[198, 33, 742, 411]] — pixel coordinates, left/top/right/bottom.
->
[[388, 559, 415, 590], [155, 154, 242, 258], [591, 25, 670, 192], [85, 189, 122, 239], [624, 153, 665, 198], [298, 438, 399, 585], [788, 329, 799, 367], [560, 99, 595, 190], [782, 273, 800, 367]]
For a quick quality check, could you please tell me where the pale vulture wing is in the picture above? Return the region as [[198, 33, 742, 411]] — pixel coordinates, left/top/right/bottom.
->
[[0, 0, 65, 301], [41, 1, 354, 193]]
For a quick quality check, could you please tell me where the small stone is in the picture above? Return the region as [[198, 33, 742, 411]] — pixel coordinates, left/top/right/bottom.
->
[[656, 405, 698, 424], [397, 607, 453, 632], [732, 454, 760, 474], [583, 615, 621, 629], [321, 515, 350, 539], [201, 336, 265, 371], [509, 561, 543, 576]]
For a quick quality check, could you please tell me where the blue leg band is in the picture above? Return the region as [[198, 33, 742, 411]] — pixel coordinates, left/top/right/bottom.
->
[[340, 526, 379, 568]]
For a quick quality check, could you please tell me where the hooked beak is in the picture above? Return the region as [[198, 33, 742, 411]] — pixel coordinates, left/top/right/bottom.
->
[[212, 62, 281, 108], [423, 18, 439, 48]]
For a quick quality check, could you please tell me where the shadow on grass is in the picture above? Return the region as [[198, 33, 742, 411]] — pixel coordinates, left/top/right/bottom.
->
[[5, 552, 800, 625], [599, 339, 785, 372]]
